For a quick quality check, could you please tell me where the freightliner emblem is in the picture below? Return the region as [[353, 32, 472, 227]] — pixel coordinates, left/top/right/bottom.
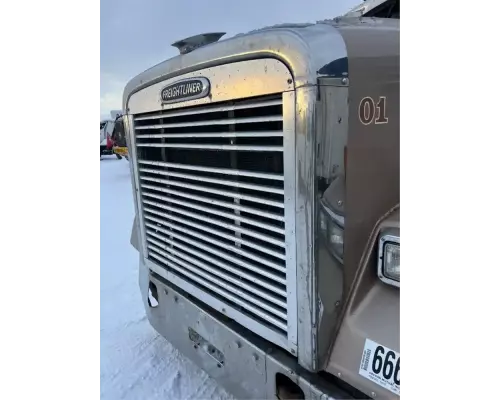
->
[[160, 77, 210, 104]]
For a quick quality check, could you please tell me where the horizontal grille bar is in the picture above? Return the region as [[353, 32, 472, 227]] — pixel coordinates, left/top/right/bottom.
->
[[146, 231, 286, 302], [140, 176, 284, 208], [144, 213, 286, 261], [135, 115, 282, 130], [148, 247, 287, 331], [144, 220, 285, 274], [134, 98, 282, 121], [143, 201, 285, 247], [138, 159, 284, 181], [142, 191, 284, 234], [136, 131, 283, 139], [141, 184, 284, 221], [145, 221, 285, 278], [140, 168, 284, 195], [136, 143, 283, 151]]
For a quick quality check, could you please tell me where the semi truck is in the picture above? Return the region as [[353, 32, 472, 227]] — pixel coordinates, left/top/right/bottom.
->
[[100, 119, 115, 157], [122, 1, 399, 398], [100, 112, 129, 160]]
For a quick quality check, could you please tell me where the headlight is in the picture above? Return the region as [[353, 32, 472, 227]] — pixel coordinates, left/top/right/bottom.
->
[[377, 234, 400, 288], [319, 200, 344, 262]]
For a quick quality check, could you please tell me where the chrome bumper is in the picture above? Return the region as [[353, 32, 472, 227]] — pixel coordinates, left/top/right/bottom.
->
[[139, 257, 353, 400]]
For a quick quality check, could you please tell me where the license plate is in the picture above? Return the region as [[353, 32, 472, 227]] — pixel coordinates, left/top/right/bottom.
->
[[359, 339, 400, 396]]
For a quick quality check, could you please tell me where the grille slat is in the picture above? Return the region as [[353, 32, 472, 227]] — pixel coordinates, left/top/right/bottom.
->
[[146, 229, 285, 287], [144, 221, 285, 273], [134, 98, 282, 121], [146, 232, 287, 306], [138, 160, 284, 181], [134, 93, 289, 337], [136, 143, 283, 151], [141, 184, 284, 221], [140, 176, 284, 208], [144, 213, 286, 261], [148, 247, 288, 331], [143, 202, 285, 247], [140, 168, 284, 195], [136, 131, 283, 139], [142, 191, 285, 234], [135, 115, 282, 130]]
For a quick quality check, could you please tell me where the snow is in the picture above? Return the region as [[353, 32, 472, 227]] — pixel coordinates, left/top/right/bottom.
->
[[100, 156, 234, 400]]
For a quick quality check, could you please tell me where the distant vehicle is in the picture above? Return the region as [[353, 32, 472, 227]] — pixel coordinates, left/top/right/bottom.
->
[[96, 119, 101, 160], [124, 0, 399, 399], [101, 113, 129, 160], [100, 119, 116, 158], [111, 116, 129, 161]]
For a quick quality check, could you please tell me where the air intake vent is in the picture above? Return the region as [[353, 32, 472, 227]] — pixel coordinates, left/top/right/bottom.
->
[[171, 32, 226, 55]]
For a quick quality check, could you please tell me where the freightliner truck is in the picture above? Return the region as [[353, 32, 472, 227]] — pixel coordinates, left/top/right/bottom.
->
[[123, 0, 400, 398]]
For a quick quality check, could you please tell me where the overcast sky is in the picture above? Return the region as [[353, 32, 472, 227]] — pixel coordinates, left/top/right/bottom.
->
[[100, 0, 360, 120]]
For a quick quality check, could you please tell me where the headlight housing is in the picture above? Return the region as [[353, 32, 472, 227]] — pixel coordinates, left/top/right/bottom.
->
[[319, 200, 344, 262], [377, 234, 400, 288]]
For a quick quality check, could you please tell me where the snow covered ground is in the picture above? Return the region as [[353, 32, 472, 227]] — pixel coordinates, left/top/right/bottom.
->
[[100, 156, 233, 400]]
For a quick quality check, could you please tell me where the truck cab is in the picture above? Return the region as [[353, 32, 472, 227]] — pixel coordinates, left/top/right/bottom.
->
[[123, 1, 399, 398], [100, 119, 115, 157]]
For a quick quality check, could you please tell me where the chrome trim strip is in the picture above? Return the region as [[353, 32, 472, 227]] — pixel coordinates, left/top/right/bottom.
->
[[282, 91, 298, 348], [125, 115, 149, 259], [295, 86, 318, 370]]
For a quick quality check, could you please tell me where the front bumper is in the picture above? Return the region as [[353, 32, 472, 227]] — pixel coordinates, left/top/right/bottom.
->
[[139, 257, 354, 400]]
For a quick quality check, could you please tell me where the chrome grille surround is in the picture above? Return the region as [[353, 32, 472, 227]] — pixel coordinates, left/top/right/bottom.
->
[[127, 59, 297, 352]]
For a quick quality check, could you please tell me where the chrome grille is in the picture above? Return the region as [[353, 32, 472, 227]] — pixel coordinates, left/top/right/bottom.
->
[[133, 94, 289, 336]]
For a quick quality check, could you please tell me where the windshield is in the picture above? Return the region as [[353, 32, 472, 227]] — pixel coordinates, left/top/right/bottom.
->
[[345, 0, 399, 19], [365, 0, 399, 18]]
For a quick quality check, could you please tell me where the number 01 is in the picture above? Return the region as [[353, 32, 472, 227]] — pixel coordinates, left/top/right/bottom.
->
[[359, 96, 389, 125]]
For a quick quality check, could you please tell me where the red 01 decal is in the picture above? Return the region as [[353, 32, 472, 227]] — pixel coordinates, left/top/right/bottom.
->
[[359, 96, 389, 125]]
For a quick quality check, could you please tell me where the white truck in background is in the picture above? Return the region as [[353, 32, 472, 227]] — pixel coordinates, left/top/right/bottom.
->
[[100, 119, 115, 158], [100, 110, 125, 159], [95, 119, 101, 160]]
